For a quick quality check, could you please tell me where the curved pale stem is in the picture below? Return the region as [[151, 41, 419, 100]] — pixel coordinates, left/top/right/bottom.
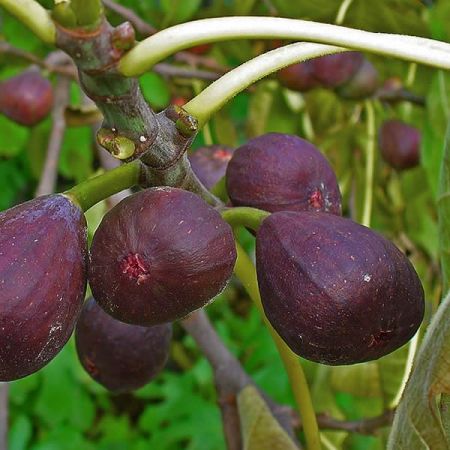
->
[[361, 100, 376, 227], [118, 16, 450, 76], [0, 0, 55, 44], [184, 43, 346, 127], [234, 242, 322, 450]]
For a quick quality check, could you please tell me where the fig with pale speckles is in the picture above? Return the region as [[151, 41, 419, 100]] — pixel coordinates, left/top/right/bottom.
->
[[75, 298, 172, 393], [256, 211, 424, 365], [89, 187, 236, 326], [226, 133, 341, 215], [0, 195, 87, 381]]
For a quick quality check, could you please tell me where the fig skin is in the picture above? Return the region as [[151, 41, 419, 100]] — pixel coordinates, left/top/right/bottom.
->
[[75, 298, 172, 393], [226, 133, 342, 215], [256, 211, 424, 365], [379, 120, 421, 170], [189, 145, 233, 189], [0, 194, 88, 381], [336, 59, 379, 100], [0, 69, 53, 126], [89, 187, 237, 326], [311, 52, 364, 88], [278, 60, 320, 92]]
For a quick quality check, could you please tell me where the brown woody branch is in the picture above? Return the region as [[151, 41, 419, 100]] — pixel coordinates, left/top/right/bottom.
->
[[35, 76, 71, 197]]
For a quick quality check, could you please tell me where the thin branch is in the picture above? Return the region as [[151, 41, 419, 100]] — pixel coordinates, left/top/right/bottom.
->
[[181, 310, 300, 450], [0, 44, 77, 79], [0, 383, 8, 450], [153, 63, 220, 81], [315, 410, 395, 435], [35, 76, 71, 197], [102, 0, 157, 35]]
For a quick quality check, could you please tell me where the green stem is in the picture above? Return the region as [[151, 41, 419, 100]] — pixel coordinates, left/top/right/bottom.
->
[[64, 160, 141, 211], [0, 0, 55, 44], [118, 16, 450, 77], [221, 207, 270, 231], [361, 100, 376, 227], [185, 43, 346, 127], [234, 241, 322, 450], [210, 176, 228, 202], [69, 0, 103, 28]]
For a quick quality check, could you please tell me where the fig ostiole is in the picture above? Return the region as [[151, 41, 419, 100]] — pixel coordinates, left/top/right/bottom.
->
[[0, 194, 88, 381], [75, 298, 172, 393], [256, 211, 424, 365], [226, 133, 342, 215], [89, 187, 237, 326]]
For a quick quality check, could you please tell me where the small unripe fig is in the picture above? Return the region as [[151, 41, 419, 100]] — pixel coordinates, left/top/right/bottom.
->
[[75, 298, 172, 393], [256, 211, 424, 365], [89, 187, 236, 326], [189, 145, 233, 189], [226, 133, 341, 215], [0, 69, 53, 126], [0, 195, 88, 381], [278, 61, 320, 92], [336, 59, 379, 99], [311, 52, 364, 88], [378, 120, 421, 170]]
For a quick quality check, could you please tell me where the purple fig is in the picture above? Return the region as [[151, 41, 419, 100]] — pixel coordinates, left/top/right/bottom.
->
[[89, 187, 236, 326], [256, 211, 424, 365], [226, 133, 341, 215], [0, 195, 87, 381], [278, 60, 320, 92], [189, 145, 233, 189], [75, 298, 172, 393], [311, 52, 364, 88], [336, 59, 379, 99], [379, 120, 420, 170], [0, 69, 53, 126]]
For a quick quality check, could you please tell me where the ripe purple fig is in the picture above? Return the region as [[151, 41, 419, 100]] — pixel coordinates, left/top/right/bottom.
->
[[0, 195, 88, 381], [75, 298, 172, 393], [379, 120, 420, 170], [278, 60, 320, 92], [189, 145, 233, 189], [0, 69, 53, 126], [89, 187, 236, 326], [336, 59, 379, 99], [226, 133, 341, 215], [311, 52, 364, 88], [256, 211, 424, 365]]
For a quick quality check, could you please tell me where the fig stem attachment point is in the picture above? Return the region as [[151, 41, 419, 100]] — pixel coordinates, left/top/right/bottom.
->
[[221, 207, 270, 231], [97, 128, 136, 160]]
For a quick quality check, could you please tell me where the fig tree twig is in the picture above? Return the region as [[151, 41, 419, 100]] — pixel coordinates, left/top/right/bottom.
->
[[0, 383, 7, 450], [35, 76, 71, 197], [153, 63, 221, 81], [181, 310, 300, 450]]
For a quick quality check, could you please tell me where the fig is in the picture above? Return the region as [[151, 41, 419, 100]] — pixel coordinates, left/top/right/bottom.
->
[[311, 52, 364, 88], [378, 119, 420, 170], [226, 133, 341, 215], [89, 187, 236, 326], [75, 298, 172, 393], [0, 69, 53, 126], [0, 194, 87, 381], [337, 59, 379, 99], [278, 61, 320, 92], [189, 145, 233, 189], [256, 211, 424, 365]]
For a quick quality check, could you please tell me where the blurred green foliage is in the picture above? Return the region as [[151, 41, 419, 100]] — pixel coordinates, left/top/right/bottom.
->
[[0, 0, 448, 449]]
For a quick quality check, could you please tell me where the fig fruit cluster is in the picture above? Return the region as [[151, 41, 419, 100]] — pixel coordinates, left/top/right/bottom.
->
[[0, 69, 53, 126], [226, 132, 424, 365], [278, 52, 379, 99]]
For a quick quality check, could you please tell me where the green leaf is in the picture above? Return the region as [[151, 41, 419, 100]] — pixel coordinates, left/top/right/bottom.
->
[[139, 73, 170, 111], [160, 0, 201, 26], [0, 114, 29, 157], [8, 415, 33, 450], [237, 385, 299, 450], [439, 122, 450, 289], [387, 292, 450, 449]]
